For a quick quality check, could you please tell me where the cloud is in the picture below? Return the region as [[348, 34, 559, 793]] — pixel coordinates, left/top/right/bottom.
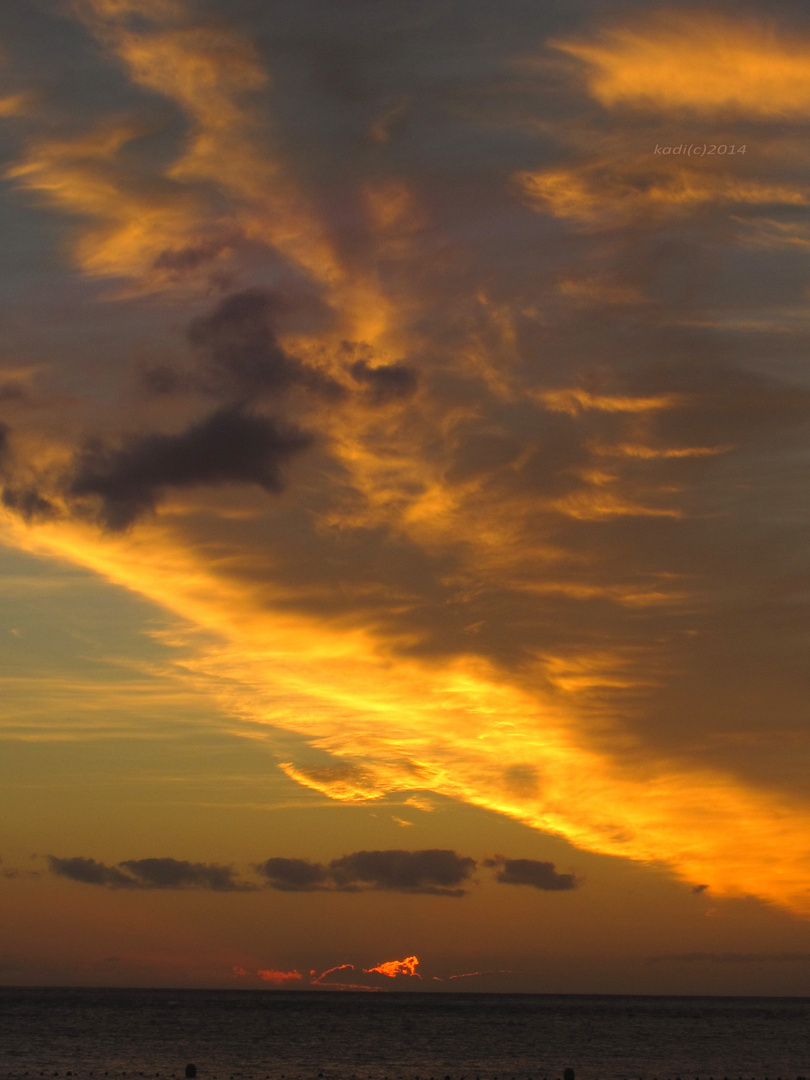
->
[[185, 289, 343, 401], [350, 359, 418, 404], [364, 955, 420, 977], [117, 857, 256, 891], [256, 849, 477, 896], [255, 857, 329, 892], [516, 160, 810, 230], [1, 486, 57, 523], [277, 762, 389, 802], [552, 14, 810, 117], [6, 0, 810, 924], [69, 406, 312, 530], [484, 857, 578, 891], [48, 856, 140, 889], [328, 849, 476, 896], [256, 968, 303, 984], [48, 855, 255, 891]]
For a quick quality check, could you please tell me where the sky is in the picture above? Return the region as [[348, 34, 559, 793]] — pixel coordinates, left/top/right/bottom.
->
[[2, 0, 810, 995]]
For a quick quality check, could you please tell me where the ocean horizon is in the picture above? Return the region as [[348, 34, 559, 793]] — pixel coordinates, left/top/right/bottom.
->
[[1, 988, 808, 1080]]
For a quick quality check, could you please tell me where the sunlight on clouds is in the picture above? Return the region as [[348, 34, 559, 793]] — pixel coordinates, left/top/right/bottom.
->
[[3, 0, 810, 933], [4, 509, 810, 915], [553, 14, 810, 116], [11, 0, 395, 348], [0, 93, 29, 118], [517, 163, 810, 228], [536, 389, 686, 416]]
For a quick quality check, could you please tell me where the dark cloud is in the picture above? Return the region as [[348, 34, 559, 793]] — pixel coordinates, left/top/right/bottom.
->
[[692, 883, 709, 894], [1, 486, 56, 522], [328, 849, 476, 895], [48, 855, 255, 892], [186, 289, 343, 401], [48, 856, 138, 889], [484, 857, 579, 891], [350, 359, 418, 404], [153, 236, 239, 274], [69, 406, 312, 530], [649, 952, 810, 964], [255, 857, 329, 892], [257, 848, 476, 895], [0, 421, 9, 464], [118, 857, 256, 892]]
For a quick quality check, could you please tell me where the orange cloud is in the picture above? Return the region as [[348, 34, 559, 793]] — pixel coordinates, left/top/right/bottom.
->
[[536, 388, 685, 416], [552, 14, 810, 117], [364, 955, 420, 978], [516, 161, 810, 228]]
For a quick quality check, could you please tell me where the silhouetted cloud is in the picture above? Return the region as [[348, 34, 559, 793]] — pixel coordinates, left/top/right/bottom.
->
[[1, 486, 56, 522], [255, 857, 329, 892], [48, 856, 255, 891], [69, 406, 312, 529], [118, 858, 256, 891], [350, 359, 418, 404], [484, 857, 579, 891], [186, 289, 343, 400], [256, 848, 477, 895], [328, 849, 476, 895], [48, 856, 139, 889]]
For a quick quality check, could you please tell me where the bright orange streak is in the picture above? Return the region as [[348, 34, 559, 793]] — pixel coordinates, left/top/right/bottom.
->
[[364, 955, 420, 978]]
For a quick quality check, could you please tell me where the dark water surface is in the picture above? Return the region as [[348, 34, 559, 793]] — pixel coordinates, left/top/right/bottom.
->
[[1, 990, 809, 1080]]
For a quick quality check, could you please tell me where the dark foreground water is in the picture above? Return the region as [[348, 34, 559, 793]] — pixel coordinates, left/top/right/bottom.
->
[[1, 990, 809, 1080]]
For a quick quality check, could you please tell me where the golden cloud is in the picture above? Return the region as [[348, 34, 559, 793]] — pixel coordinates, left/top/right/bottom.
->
[[552, 14, 810, 116]]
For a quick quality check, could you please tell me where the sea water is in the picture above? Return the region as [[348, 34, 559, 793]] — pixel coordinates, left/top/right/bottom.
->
[[1, 990, 808, 1080]]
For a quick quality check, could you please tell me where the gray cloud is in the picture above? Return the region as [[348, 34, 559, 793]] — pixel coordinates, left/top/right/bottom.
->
[[328, 848, 476, 895], [254, 856, 329, 892], [1, 485, 56, 522], [48, 856, 140, 889], [48, 856, 256, 892], [257, 848, 478, 895], [69, 406, 312, 530], [484, 857, 579, 891], [185, 289, 343, 401], [350, 359, 418, 404]]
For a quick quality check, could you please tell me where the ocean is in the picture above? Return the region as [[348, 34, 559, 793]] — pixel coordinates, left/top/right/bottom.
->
[[1, 990, 808, 1080]]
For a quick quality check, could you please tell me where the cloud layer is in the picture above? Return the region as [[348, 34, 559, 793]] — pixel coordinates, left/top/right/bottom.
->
[[47, 850, 577, 896], [2, 0, 810, 920]]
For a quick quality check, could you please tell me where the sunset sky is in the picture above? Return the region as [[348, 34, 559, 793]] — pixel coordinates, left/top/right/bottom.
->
[[2, 0, 810, 995]]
